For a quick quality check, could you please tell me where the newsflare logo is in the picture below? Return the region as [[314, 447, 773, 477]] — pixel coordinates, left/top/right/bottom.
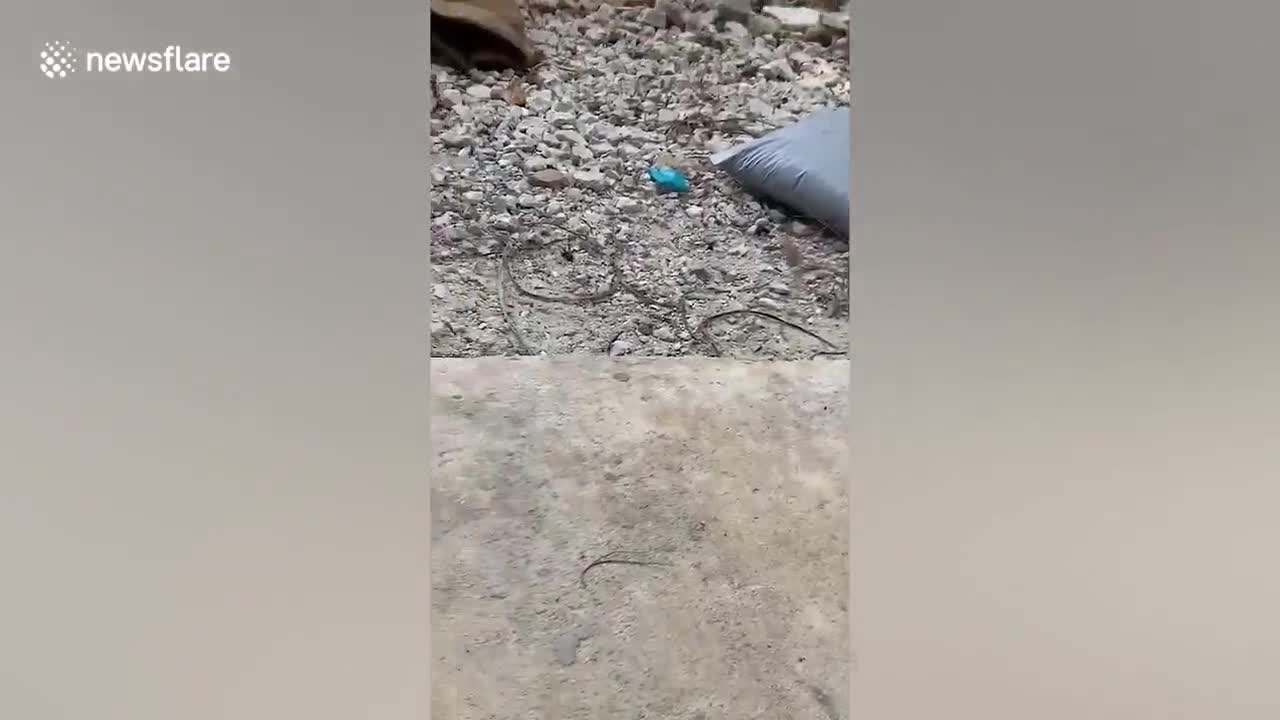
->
[[38, 39, 233, 79], [39, 40, 77, 78]]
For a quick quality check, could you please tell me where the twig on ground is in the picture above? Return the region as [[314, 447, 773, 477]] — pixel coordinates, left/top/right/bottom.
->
[[580, 550, 673, 588], [696, 308, 846, 359], [496, 238, 533, 355]]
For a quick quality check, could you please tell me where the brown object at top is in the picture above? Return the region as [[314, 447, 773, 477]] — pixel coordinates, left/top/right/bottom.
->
[[431, 0, 537, 72]]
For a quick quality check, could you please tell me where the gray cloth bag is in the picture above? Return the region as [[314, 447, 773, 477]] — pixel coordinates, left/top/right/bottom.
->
[[710, 106, 850, 237]]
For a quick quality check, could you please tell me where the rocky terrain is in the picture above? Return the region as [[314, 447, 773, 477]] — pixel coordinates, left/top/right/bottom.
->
[[430, 0, 851, 359]]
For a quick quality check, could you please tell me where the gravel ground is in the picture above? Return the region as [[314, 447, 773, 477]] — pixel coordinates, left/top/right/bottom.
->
[[430, 0, 850, 359]]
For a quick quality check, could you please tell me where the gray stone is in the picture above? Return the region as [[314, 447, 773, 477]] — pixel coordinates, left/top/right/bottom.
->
[[572, 170, 608, 191], [658, 0, 686, 28], [820, 11, 850, 33], [747, 97, 774, 119], [641, 8, 667, 28], [749, 14, 782, 36], [555, 128, 588, 146], [547, 111, 578, 127], [529, 168, 569, 189], [760, 58, 797, 81], [761, 5, 822, 30], [526, 89, 554, 112], [616, 197, 643, 214], [439, 131, 472, 148], [524, 156, 553, 172], [715, 0, 753, 26]]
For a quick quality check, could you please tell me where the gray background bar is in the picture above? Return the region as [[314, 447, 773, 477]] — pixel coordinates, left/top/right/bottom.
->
[[2, 2, 428, 718], [854, 0, 1280, 716]]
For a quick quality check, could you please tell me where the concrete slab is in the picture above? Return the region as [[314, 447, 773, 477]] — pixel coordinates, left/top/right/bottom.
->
[[432, 357, 849, 719]]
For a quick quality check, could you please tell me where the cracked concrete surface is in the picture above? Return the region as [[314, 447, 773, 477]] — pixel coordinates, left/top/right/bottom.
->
[[432, 357, 848, 719]]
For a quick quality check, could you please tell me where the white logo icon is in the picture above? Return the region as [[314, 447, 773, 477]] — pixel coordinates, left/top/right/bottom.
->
[[39, 41, 78, 79]]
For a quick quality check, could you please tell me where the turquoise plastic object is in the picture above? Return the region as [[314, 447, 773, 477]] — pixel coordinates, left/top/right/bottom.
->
[[647, 165, 690, 193]]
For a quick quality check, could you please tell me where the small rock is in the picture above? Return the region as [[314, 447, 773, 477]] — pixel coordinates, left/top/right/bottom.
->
[[518, 194, 543, 208], [525, 156, 553, 172], [653, 326, 676, 342], [555, 128, 588, 146], [687, 9, 718, 31], [547, 111, 577, 128], [747, 98, 774, 119], [761, 58, 797, 81], [609, 338, 634, 356], [789, 220, 816, 236], [767, 281, 791, 296], [466, 84, 494, 99], [573, 170, 608, 191], [755, 296, 785, 311], [658, 0, 686, 28], [803, 25, 836, 43], [530, 168, 569, 189], [761, 6, 822, 30], [689, 266, 713, 283], [527, 89, 554, 112], [642, 8, 667, 28], [715, 0, 753, 26], [749, 14, 782, 36], [572, 145, 595, 162], [439, 131, 473, 148], [617, 197, 643, 214], [820, 12, 850, 34]]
